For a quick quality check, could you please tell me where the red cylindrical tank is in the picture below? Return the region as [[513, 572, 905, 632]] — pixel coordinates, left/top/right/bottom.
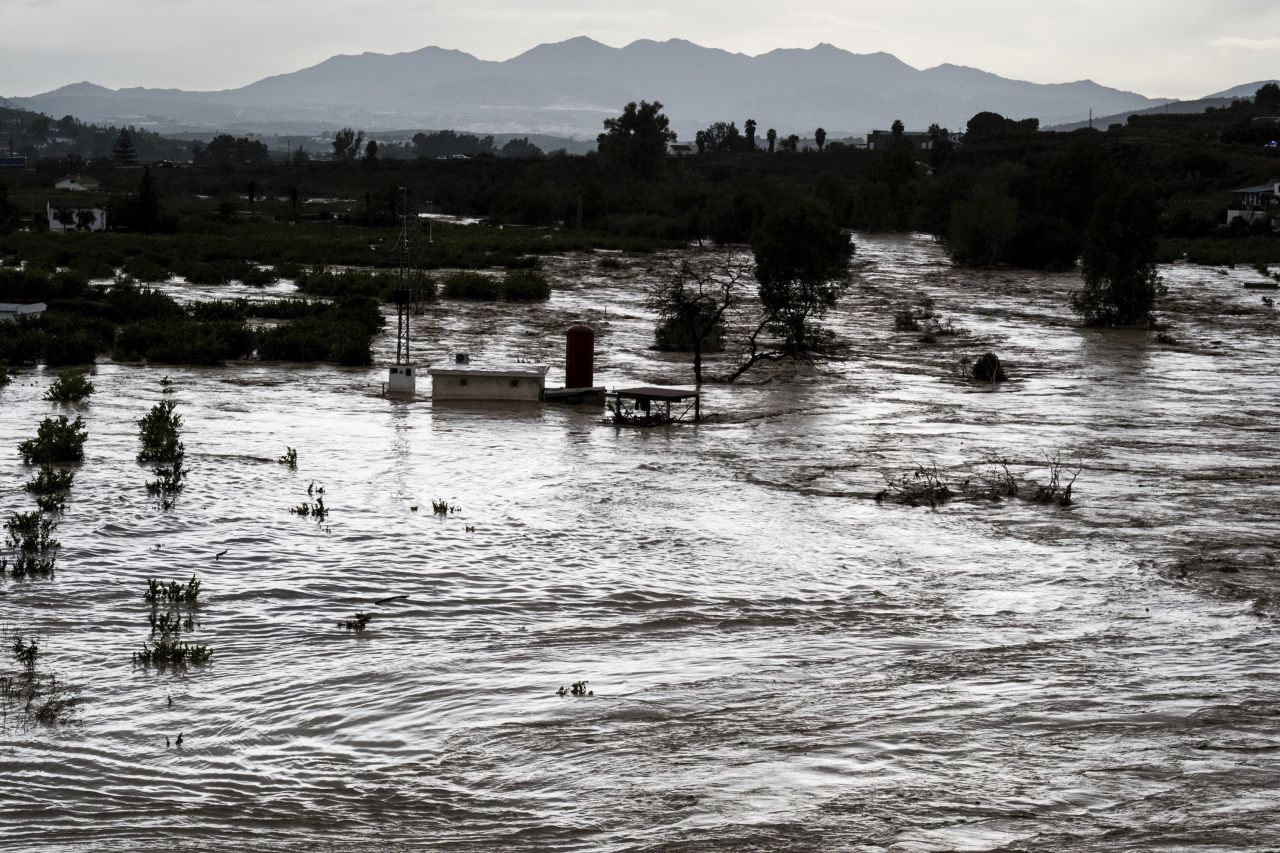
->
[[565, 324, 594, 388]]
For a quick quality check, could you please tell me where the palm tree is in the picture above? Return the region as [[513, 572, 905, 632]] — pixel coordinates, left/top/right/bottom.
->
[[815, 127, 827, 151], [766, 128, 777, 153]]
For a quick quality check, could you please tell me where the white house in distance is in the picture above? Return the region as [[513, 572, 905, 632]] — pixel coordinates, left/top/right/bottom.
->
[[0, 302, 47, 322], [53, 174, 101, 191], [46, 202, 107, 232], [1227, 179, 1280, 229]]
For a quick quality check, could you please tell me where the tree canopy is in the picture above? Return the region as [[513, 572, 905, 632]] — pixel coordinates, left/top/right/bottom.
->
[[751, 199, 854, 352], [596, 100, 676, 178], [966, 111, 1039, 141], [195, 134, 270, 168], [499, 137, 545, 159], [1071, 182, 1163, 326], [411, 130, 495, 159], [111, 129, 137, 168], [1255, 82, 1280, 109]]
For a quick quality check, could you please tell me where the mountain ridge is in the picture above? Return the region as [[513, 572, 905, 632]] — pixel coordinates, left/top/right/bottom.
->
[[6, 37, 1173, 138]]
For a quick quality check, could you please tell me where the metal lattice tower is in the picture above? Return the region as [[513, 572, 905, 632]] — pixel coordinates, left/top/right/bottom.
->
[[391, 187, 419, 367]]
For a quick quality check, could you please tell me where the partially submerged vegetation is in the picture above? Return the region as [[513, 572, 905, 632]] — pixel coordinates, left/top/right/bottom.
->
[[878, 453, 1081, 508], [42, 369, 94, 402], [135, 575, 211, 668], [1, 628, 78, 729], [137, 399, 188, 505], [292, 483, 329, 521], [5, 414, 84, 578], [18, 415, 87, 465], [2, 511, 60, 578], [339, 612, 372, 634], [0, 269, 385, 367]]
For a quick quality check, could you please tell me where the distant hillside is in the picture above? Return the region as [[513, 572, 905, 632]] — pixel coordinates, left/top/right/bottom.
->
[[0, 104, 193, 163], [1046, 98, 1238, 132], [6, 37, 1169, 139], [1206, 80, 1280, 100], [1047, 80, 1280, 132]]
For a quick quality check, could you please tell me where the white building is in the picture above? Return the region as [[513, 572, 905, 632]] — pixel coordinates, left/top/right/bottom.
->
[[0, 302, 47, 322], [1227, 179, 1280, 228], [428, 357, 549, 402], [46, 203, 107, 232]]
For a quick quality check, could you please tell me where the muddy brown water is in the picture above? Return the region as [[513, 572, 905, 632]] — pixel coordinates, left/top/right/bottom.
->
[[2, 234, 1278, 851]]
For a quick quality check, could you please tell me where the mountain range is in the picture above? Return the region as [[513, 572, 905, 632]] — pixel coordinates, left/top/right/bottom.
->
[[4, 37, 1174, 140]]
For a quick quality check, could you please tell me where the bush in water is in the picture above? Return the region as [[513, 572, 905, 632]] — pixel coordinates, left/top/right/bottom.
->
[[18, 416, 88, 465]]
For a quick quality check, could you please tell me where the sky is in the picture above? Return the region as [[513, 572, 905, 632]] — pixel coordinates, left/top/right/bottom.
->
[[1, 0, 1278, 99]]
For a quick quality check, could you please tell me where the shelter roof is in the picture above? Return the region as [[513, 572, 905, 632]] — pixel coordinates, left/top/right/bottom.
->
[[611, 386, 699, 401]]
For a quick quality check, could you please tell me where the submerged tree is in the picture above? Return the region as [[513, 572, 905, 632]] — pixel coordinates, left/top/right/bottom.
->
[[726, 200, 854, 382], [647, 255, 752, 420], [1071, 182, 1163, 326]]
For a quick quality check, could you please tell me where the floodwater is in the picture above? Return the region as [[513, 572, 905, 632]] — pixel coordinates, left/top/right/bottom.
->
[[2, 234, 1279, 851]]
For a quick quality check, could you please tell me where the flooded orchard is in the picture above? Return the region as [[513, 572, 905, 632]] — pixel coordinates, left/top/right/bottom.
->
[[2, 233, 1279, 851]]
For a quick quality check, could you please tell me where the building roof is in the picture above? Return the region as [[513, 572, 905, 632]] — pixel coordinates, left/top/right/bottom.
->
[[427, 362, 549, 378], [611, 385, 700, 401], [54, 174, 101, 187], [1233, 180, 1280, 193], [0, 302, 48, 315]]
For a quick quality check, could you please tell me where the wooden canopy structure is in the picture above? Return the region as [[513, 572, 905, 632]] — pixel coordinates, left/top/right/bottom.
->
[[607, 386, 700, 425]]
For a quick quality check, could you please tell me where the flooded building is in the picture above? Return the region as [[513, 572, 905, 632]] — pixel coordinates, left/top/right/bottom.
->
[[427, 355, 548, 402]]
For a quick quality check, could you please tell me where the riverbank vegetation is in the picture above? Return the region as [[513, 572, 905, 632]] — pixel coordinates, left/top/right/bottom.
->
[[0, 90, 1276, 369], [0, 267, 385, 366]]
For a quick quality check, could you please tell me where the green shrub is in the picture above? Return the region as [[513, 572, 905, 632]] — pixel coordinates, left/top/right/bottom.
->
[[137, 400, 183, 463], [250, 296, 383, 366], [255, 318, 374, 365], [185, 299, 249, 322], [239, 265, 276, 288], [499, 270, 551, 301], [2, 510, 59, 577], [42, 330, 101, 367], [294, 266, 393, 299], [18, 416, 88, 465], [115, 319, 254, 365], [442, 271, 499, 300], [43, 369, 94, 403], [122, 256, 170, 283], [105, 281, 184, 322], [25, 464, 74, 495]]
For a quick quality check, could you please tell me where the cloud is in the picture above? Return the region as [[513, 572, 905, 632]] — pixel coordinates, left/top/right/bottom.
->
[[1211, 37, 1280, 51], [778, 11, 884, 32]]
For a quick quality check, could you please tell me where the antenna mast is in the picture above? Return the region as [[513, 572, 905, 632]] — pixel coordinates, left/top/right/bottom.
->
[[386, 187, 420, 396]]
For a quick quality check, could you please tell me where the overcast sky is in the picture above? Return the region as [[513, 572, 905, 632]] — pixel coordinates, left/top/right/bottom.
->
[[1, 0, 1277, 99]]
